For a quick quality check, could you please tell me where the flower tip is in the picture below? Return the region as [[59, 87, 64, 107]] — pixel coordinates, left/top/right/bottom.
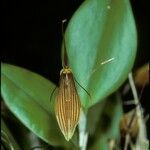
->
[[64, 130, 75, 141]]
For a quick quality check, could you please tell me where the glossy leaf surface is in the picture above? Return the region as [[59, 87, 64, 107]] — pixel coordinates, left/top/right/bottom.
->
[[66, 0, 137, 108], [1, 63, 71, 147]]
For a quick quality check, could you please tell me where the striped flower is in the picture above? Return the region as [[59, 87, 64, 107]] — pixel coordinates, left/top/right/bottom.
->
[[55, 67, 81, 141]]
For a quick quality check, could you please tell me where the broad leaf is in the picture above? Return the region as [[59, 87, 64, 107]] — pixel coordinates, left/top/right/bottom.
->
[[66, 0, 137, 108], [87, 95, 122, 150], [1, 63, 71, 147]]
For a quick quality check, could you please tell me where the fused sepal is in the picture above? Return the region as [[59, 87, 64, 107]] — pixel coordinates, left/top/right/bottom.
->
[[55, 67, 81, 141]]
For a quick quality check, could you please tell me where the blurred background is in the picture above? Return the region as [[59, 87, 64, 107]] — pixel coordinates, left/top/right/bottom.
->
[[1, 0, 149, 147]]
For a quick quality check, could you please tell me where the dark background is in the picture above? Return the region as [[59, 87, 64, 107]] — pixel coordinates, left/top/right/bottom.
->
[[1, 0, 149, 140], [1, 0, 149, 82], [1, 0, 84, 84]]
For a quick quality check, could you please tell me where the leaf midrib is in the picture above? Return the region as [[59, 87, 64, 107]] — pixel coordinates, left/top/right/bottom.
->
[[2, 71, 51, 116]]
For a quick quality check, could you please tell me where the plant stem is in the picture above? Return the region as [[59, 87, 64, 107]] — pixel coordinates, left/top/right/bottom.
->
[[124, 134, 130, 150], [128, 72, 139, 105], [79, 110, 88, 150], [128, 72, 147, 149]]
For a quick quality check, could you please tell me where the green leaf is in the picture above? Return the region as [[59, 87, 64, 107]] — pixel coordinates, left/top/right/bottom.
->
[[1, 101, 41, 149], [1, 119, 21, 150], [66, 0, 137, 108], [87, 95, 122, 150], [1, 63, 71, 147]]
